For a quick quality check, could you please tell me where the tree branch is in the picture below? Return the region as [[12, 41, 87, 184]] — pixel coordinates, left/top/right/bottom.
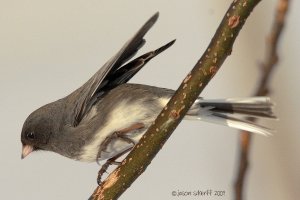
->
[[90, 0, 262, 199], [234, 0, 290, 200]]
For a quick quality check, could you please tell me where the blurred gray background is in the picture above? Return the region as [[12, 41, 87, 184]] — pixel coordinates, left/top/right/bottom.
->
[[1, 0, 299, 199]]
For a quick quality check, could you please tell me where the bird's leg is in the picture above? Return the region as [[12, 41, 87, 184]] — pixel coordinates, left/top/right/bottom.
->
[[96, 122, 144, 185], [96, 122, 144, 164], [97, 147, 133, 185]]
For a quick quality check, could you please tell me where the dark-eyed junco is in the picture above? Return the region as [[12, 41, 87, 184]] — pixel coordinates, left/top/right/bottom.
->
[[21, 13, 275, 183]]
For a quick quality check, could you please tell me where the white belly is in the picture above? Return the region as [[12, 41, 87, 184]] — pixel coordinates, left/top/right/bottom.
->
[[78, 98, 168, 162]]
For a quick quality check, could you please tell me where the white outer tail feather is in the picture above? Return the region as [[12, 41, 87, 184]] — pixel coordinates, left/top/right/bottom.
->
[[198, 113, 273, 136], [186, 97, 275, 136]]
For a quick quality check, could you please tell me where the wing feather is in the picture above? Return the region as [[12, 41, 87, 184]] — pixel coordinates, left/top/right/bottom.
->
[[66, 13, 174, 126]]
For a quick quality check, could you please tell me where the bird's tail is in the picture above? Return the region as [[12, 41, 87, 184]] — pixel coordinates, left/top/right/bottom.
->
[[186, 97, 276, 136]]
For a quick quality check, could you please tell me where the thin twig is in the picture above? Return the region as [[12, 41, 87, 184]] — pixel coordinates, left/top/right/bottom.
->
[[90, 0, 263, 199], [234, 1, 290, 200]]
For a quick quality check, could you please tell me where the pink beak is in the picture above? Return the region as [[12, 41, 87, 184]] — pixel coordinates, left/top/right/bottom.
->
[[21, 145, 33, 159]]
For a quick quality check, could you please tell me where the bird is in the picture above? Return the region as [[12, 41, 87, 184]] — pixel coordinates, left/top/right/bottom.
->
[[21, 12, 275, 184]]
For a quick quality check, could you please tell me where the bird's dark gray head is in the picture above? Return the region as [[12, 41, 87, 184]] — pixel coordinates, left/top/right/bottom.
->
[[21, 100, 63, 159]]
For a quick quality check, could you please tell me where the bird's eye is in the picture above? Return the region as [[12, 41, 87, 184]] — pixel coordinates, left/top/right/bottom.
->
[[26, 132, 35, 140]]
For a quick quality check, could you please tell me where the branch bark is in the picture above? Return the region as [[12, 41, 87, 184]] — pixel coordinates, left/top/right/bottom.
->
[[90, 0, 263, 199], [234, 1, 290, 200]]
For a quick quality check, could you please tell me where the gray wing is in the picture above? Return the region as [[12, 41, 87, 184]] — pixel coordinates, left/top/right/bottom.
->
[[68, 12, 175, 126]]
